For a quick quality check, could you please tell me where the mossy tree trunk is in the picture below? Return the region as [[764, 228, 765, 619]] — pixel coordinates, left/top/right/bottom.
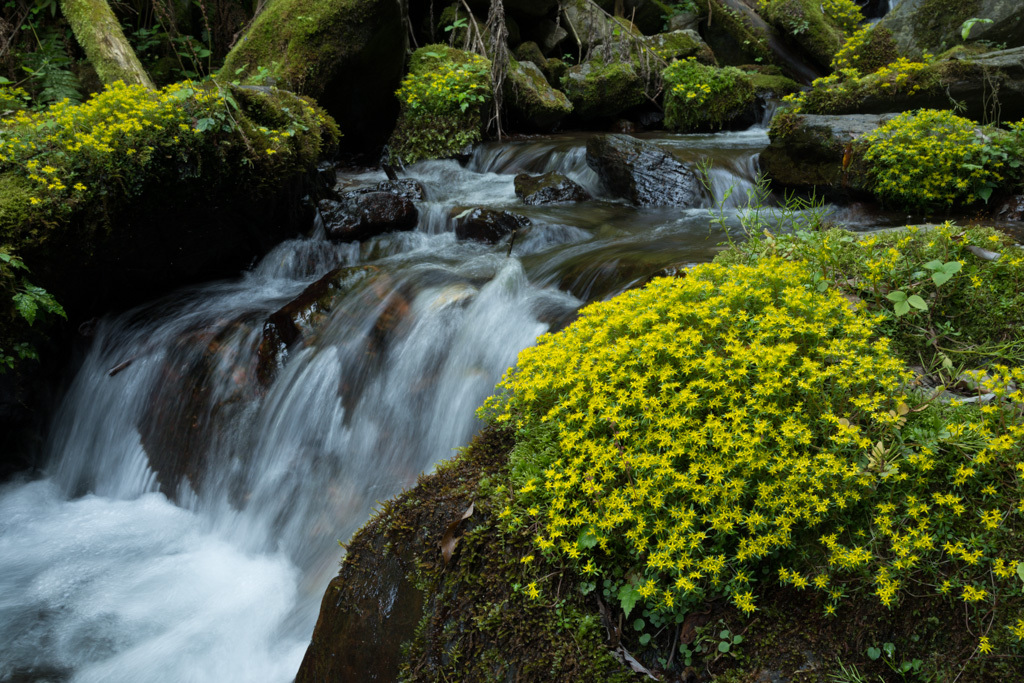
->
[[59, 0, 155, 88]]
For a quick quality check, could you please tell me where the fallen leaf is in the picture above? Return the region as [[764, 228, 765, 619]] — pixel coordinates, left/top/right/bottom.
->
[[439, 502, 475, 565]]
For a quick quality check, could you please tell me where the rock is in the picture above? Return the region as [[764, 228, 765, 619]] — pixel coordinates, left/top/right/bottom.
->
[[514, 40, 547, 67], [761, 0, 844, 70], [370, 178, 426, 201], [220, 0, 405, 153], [590, 29, 716, 64], [560, 60, 646, 120], [801, 47, 1024, 125], [505, 59, 574, 129], [994, 195, 1024, 221], [542, 57, 569, 85], [562, 1, 641, 51], [878, 0, 1024, 58], [585, 134, 705, 207], [531, 18, 569, 54], [319, 191, 419, 242], [514, 172, 590, 204], [668, 11, 700, 32], [760, 112, 896, 197], [452, 207, 530, 242]]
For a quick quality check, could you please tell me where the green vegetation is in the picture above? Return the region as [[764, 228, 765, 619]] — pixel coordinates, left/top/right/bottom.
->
[[559, 60, 646, 120], [860, 109, 1021, 211], [0, 79, 338, 253], [465, 222, 1024, 678], [388, 45, 491, 164], [759, 0, 858, 67], [662, 59, 754, 131], [0, 247, 64, 372], [832, 25, 900, 73]]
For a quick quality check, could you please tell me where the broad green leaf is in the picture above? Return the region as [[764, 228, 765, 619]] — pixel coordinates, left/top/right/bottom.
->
[[894, 299, 910, 316], [13, 293, 38, 325], [633, 618, 645, 631], [886, 290, 908, 303], [733, 635, 744, 644], [617, 584, 640, 619], [906, 294, 928, 311], [867, 646, 881, 660], [923, 260, 943, 271], [638, 633, 651, 645], [578, 528, 598, 548], [976, 186, 993, 203], [718, 641, 730, 653]]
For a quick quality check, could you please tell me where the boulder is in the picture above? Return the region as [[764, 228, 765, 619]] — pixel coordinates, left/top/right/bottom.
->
[[800, 47, 1024, 124], [759, 112, 895, 197], [514, 172, 590, 204], [531, 18, 569, 54], [560, 61, 646, 120], [452, 208, 531, 242], [220, 0, 405, 152], [514, 40, 547, 67], [590, 29, 716, 65], [562, 1, 641, 51], [505, 59, 574, 129], [585, 134, 705, 207], [878, 0, 1024, 58], [761, 0, 845, 70], [319, 191, 419, 243]]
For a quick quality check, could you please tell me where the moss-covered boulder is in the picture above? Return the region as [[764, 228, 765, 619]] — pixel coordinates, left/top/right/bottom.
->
[[795, 47, 1024, 123], [562, 0, 642, 51], [388, 45, 492, 165], [591, 28, 717, 65], [878, 0, 1024, 58], [560, 60, 645, 120], [294, 426, 637, 683], [505, 59, 573, 129], [759, 111, 891, 197], [220, 0, 405, 152], [760, 0, 851, 69], [662, 59, 759, 131]]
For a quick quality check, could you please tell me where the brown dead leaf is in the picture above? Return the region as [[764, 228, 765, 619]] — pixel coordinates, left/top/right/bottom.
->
[[439, 502, 475, 566]]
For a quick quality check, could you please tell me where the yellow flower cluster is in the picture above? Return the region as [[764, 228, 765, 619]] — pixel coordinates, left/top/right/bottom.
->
[[395, 52, 491, 116], [861, 109, 1003, 210], [831, 26, 871, 71], [821, 0, 863, 34], [487, 259, 914, 618]]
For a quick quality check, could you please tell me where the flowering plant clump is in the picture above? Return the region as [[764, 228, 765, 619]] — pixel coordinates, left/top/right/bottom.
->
[[662, 59, 754, 132], [860, 110, 1004, 211], [483, 253, 1024, 655], [389, 45, 491, 164], [0, 79, 336, 247], [485, 259, 913, 617], [821, 0, 863, 34]]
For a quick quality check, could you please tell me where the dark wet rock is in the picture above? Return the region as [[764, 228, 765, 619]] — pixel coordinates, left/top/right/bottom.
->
[[505, 59, 573, 129], [514, 171, 590, 205], [995, 195, 1024, 222], [668, 11, 700, 32], [256, 265, 380, 385], [319, 191, 418, 242], [760, 113, 895, 197], [530, 17, 568, 54], [368, 178, 426, 201], [452, 207, 531, 243], [562, 3, 641, 51], [585, 134, 705, 207]]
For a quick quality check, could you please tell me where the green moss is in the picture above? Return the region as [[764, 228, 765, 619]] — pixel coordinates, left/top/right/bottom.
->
[[763, 0, 844, 68], [704, 0, 774, 65], [912, 0, 979, 53], [0, 174, 36, 248], [559, 60, 645, 120], [662, 59, 755, 131], [505, 59, 573, 129], [747, 71, 801, 97]]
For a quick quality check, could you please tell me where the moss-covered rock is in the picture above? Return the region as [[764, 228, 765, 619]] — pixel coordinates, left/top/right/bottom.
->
[[662, 59, 758, 131], [219, 0, 405, 152], [562, 0, 642, 51], [560, 60, 645, 120], [591, 28, 717, 66], [505, 59, 573, 129], [761, 0, 847, 69], [388, 45, 492, 165], [878, 0, 1024, 58], [795, 46, 1024, 123]]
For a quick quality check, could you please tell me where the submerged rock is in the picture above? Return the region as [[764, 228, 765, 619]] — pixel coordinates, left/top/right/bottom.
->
[[759, 112, 895, 197], [452, 207, 531, 243], [585, 134, 705, 207], [514, 171, 590, 205], [319, 191, 419, 243]]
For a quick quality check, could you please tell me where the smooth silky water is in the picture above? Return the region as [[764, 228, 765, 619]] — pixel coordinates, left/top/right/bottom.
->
[[0, 127, 904, 682]]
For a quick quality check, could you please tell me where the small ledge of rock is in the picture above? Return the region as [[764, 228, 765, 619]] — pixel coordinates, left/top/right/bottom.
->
[[319, 187, 419, 242], [514, 172, 590, 205]]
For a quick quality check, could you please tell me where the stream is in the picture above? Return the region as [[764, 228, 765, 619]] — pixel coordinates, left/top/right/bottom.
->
[[0, 126, 904, 682]]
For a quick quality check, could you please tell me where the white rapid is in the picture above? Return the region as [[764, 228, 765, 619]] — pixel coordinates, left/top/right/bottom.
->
[[0, 127, 890, 682]]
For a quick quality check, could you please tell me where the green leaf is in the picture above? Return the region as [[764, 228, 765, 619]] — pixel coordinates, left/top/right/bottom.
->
[[976, 186, 993, 203], [578, 528, 598, 548], [886, 290, 908, 303], [195, 117, 217, 132], [718, 641, 730, 653], [922, 260, 943, 271], [13, 292, 38, 325], [867, 646, 881, 660], [617, 584, 640, 619], [733, 635, 744, 644], [720, 629, 730, 639], [633, 618, 645, 631], [1016, 562, 1024, 583], [894, 299, 910, 316], [638, 633, 651, 645], [906, 294, 928, 311]]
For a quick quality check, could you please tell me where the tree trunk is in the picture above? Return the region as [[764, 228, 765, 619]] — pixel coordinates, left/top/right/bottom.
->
[[59, 0, 154, 88]]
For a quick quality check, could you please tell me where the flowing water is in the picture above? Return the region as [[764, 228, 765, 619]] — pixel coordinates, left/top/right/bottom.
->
[[0, 127, 902, 682]]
